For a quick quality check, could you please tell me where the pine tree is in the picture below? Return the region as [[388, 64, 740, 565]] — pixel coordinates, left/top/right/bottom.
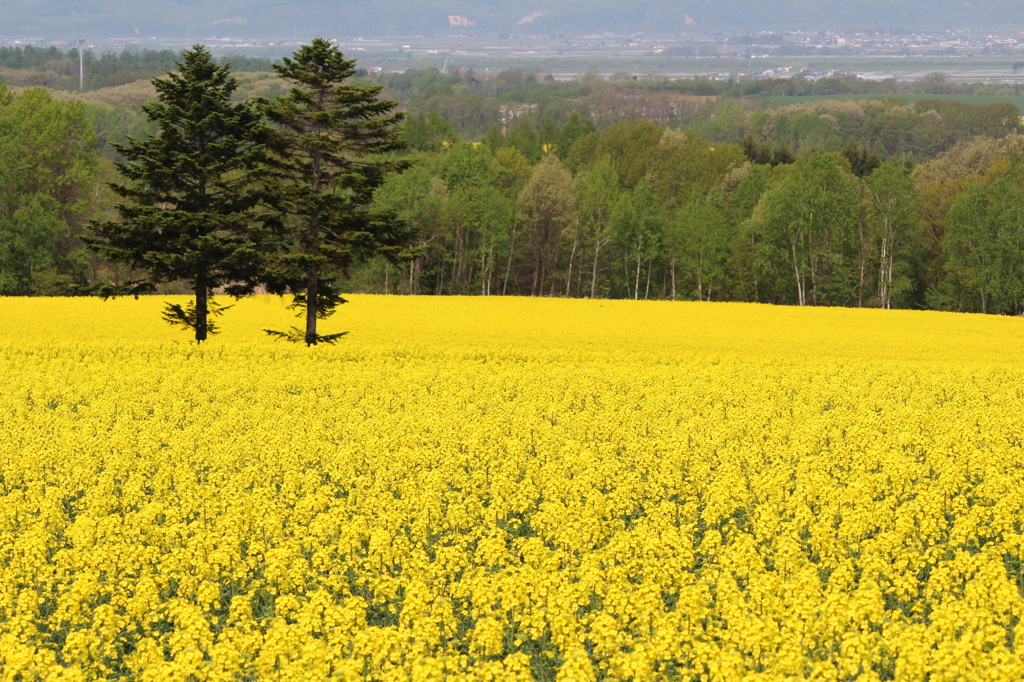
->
[[260, 37, 413, 346], [86, 45, 269, 342]]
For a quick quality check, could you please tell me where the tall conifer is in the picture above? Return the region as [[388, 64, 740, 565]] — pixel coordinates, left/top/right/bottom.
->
[[87, 45, 269, 342], [260, 37, 413, 346]]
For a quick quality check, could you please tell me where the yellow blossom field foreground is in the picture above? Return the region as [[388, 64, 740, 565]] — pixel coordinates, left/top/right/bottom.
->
[[2, 295, 1024, 682]]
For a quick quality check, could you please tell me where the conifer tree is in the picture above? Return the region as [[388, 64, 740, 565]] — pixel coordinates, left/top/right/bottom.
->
[[86, 45, 269, 342], [260, 37, 412, 346]]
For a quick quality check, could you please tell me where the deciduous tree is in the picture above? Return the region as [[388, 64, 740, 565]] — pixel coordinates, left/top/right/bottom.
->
[[575, 156, 619, 298], [943, 158, 1024, 314], [866, 163, 921, 308], [0, 86, 97, 295], [751, 153, 860, 306], [518, 154, 575, 296]]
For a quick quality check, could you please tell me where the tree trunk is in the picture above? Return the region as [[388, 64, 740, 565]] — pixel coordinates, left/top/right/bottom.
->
[[487, 243, 495, 295], [634, 239, 642, 300], [195, 266, 208, 343], [305, 266, 319, 346], [809, 253, 819, 307], [670, 257, 677, 300], [696, 256, 704, 301], [623, 252, 632, 300], [503, 223, 517, 296], [565, 224, 579, 297], [791, 239, 805, 307], [481, 241, 490, 296], [536, 253, 544, 296], [878, 233, 890, 309], [590, 239, 604, 299]]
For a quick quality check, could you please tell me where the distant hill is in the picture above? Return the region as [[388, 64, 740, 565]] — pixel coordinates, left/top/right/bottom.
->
[[4, 0, 1024, 39]]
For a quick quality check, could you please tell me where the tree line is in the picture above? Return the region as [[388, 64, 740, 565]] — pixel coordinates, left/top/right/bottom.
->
[[362, 121, 1024, 316], [380, 66, 1024, 103], [384, 67, 1023, 161], [5, 52, 1024, 333]]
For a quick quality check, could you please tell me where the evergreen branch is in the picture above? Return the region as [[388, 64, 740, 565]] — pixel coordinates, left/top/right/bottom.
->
[[162, 298, 233, 335], [316, 332, 350, 344], [288, 286, 348, 319], [263, 327, 349, 345], [262, 327, 307, 342], [88, 280, 155, 300]]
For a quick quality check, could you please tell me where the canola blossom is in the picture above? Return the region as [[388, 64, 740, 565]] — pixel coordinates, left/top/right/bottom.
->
[[1, 295, 1024, 681]]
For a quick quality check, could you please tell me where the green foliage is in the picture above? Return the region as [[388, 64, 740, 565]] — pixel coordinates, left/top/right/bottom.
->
[[162, 298, 233, 336], [439, 142, 500, 189], [0, 195, 67, 295], [402, 111, 458, 152], [259, 37, 413, 345], [86, 45, 271, 342], [574, 156, 620, 298], [749, 153, 862, 306], [841, 142, 882, 178], [668, 192, 731, 301], [742, 97, 1020, 161], [615, 178, 663, 300], [10, 49, 1024, 323], [594, 121, 664, 189], [517, 154, 576, 296], [939, 157, 1024, 315], [689, 99, 750, 145], [915, 99, 1022, 139], [866, 163, 922, 308], [286, 287, 349, 320], [555, 112, 597, 159], [0, 85, 98, 295], [263, 327, 349, 344], [371, 67, 1024, 169], [359, 124, 953, 310], [508, 120, 542, 163], [742, 134, 796, 167]]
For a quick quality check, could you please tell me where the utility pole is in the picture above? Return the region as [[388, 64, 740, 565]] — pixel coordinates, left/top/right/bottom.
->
[[78, 36, 85, 90]]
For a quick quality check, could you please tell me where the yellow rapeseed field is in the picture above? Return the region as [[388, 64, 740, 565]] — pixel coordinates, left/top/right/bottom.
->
[[2, 295, 1024, 682]]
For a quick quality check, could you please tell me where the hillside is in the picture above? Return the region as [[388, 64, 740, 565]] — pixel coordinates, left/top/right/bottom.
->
[[4, 0, 1024, 39]]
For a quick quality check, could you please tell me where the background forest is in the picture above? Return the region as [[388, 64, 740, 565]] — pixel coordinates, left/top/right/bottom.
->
[[4, 47, 1024, 315]]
